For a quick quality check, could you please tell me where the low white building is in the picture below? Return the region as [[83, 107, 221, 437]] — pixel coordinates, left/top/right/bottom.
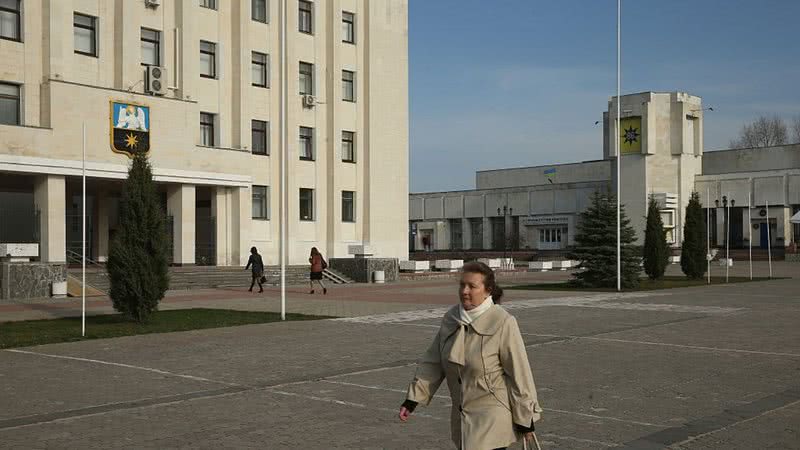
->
[[410, 91, 800, 254]]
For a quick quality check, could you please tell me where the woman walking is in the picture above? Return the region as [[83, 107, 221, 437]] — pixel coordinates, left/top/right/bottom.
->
[[308, 247, 327, 294], [245, 246, 265, 293], [398, 261, 542, 449]]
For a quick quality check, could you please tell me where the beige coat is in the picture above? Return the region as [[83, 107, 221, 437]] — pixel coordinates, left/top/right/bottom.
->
[[406, 304, 542, 449]]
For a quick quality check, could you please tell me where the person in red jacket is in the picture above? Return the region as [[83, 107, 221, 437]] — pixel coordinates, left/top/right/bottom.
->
[[308, 247, 327, 294]]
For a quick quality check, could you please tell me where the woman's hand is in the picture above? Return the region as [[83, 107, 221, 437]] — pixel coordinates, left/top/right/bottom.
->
[[398, 406, 411, 422]]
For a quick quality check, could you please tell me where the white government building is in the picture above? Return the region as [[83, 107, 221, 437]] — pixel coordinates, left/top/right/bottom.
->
[[410, 91, 800, 255], [0, 0, 409, 269]]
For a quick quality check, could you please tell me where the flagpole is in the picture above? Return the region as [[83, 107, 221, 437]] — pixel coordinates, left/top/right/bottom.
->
[[707, 188, 710, 284], [748, 193, 752, 280], [278, 0, 287, 320], [616, 0, 621, 292], [766, 200, 772, 279], [82, 122, 86, 337], [725, 192, 730, 283]]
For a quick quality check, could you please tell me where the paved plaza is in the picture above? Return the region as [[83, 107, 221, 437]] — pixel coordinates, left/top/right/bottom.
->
[[1, 262, 799, 449]]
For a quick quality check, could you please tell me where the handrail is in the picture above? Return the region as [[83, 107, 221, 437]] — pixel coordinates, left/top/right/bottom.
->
[[65, 249, 107, 272]]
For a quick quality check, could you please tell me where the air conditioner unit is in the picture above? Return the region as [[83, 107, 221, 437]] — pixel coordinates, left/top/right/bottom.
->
[[146, 66, 167, 95], [145, 0, 161, 7], [302, 95, 316, 108]]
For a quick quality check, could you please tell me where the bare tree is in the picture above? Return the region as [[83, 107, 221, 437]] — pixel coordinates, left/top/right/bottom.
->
[[791, 115, 800, 144], [729, 115, 788, 148]]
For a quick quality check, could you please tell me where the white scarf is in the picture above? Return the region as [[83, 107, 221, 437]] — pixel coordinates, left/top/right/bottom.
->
[[456, 296, 494, 325]]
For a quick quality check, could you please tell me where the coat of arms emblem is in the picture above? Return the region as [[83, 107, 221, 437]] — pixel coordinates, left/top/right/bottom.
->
[[110, 101, 150, 157]]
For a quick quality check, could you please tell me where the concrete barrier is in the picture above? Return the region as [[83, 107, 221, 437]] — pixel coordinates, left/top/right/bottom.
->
[[528, 261, 553, 272], [477, 258, 501, 269], [399, 260, 430, 272], [553, 260, 574, 271], [434, 259, 463, 272]]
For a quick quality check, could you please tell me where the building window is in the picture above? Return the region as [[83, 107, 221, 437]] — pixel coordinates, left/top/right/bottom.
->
[[200, 112, 215, 146], [0, 0, 21, 42], [200, 40, 216, 78], [469, 218, 483, 249], [252, 51, 269, 87], [141, 28, 161, 66], [660, 209, 676, 244], [252, 120, 268, 155], [342, 11, 355, 44], [299, 126, 314, 160], [449, 219, 463, 250], [252, 185, 269, 219], [252, 0, 267, 23], [342, 70, 355, 102], [0, 82, 20, 125], [342, 191, 355, 222], [342, 131, 355, 162], [300, 188, 314, 221], [298, 0, 312, 34], [199, 0, 216, 9], [73, 13, 97, 57], [299, 62, 313, 95]]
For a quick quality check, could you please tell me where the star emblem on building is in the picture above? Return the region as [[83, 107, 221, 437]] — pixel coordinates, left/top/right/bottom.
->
[[124, 133, 139, 149], [623, 126, 640, 145]]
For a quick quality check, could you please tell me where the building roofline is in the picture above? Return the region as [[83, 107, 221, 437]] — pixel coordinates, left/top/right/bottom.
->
[[475, 158, 609, 174]]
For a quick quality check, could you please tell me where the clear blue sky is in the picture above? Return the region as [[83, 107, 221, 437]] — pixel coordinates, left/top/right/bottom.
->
[[409, 0, 800, 192]]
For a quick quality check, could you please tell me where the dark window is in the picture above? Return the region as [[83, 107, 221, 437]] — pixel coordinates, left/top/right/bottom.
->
[[299, 61, 313, 95], [141, 28, 161, 66], [299, 188, 314, 221], [342, 191, 355, 222], [0, 0, 21, 42], [73, 13, 97, 57], [0, 82, 20, 125], [252, 0, 267, 22], [252, 51, 268, 87], [200, 112, 215, 146], [200, 40, 216, 78], [299, 1, 312, 34], [299, 126, 314, 160], [449, 219, 463, 250], [469, 218, 483, 249], [252, 120, 268, 155], [342, 131, 355, 162], [342, 11, 355, 44], [252, 185, 269, 219], [199, 0, 216, 9], [342, 70, 355, 102]]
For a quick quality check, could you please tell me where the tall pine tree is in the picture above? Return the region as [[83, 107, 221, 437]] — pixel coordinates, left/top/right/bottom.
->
[[107, 153, 170, 322], [569, 191, 640, 289], [681, 191, 707, 279], [643, 195, 669, 280]]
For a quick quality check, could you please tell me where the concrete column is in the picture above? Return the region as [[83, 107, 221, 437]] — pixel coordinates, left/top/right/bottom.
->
[[482, 217, 491, 250], [167, 184, 196, 265], [34, 175, 66, 263], [716, 207, 725, 247], [462, 218, 471, 249], [212, 187, 230, 266], [230, 186, 251, 266], [96, 191, 109, 262]]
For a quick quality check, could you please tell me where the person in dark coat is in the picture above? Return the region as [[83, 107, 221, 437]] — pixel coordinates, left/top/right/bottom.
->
[[308, 247, 327, 294], [245, 246, 265, 293]]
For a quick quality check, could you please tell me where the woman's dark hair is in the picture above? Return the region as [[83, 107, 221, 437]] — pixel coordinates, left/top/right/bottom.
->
[[462, 261, 504, 303], [310, 247, 320, 256], [250, 246, 258, 254]]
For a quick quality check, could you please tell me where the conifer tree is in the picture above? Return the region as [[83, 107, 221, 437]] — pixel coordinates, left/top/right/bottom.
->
[[569, 191, 640, 288], [107, 153, 170, 322], [643, 195, 669, 280], [681, 191, 707, 279]]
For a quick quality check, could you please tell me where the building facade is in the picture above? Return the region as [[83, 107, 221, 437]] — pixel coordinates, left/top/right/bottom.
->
[[0, 0, 409, 267], [410, 91, 800, 254]]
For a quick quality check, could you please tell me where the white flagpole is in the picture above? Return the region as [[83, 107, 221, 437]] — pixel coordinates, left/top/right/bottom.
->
[[725, 193, 730, 283], [706, 188, 710, 284], [616, 0, 621, 292], [278, 0, 287, 320], [82, 122, 86, 337], [766, 200, 772, 279], [748, 193, 752, 280]]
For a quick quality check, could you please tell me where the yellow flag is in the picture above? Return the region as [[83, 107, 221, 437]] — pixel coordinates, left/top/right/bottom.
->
[[619, 116, 642, 154]]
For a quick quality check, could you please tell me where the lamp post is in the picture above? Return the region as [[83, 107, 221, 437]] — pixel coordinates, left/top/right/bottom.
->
[[715, 195, 734, 282]]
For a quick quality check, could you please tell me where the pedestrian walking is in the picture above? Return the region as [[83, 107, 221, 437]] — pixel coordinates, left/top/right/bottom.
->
[[245, 246, 265, 293], [398, 261, 542, 449], [308, 247, 328, 295]]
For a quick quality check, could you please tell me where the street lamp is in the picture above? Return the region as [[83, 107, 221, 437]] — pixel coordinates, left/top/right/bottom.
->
[[715, 195, 734, 282]]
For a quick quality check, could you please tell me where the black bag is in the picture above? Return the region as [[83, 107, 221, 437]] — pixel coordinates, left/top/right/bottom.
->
[[259, 275, 267, 284], [321, 258, 328, 270]]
